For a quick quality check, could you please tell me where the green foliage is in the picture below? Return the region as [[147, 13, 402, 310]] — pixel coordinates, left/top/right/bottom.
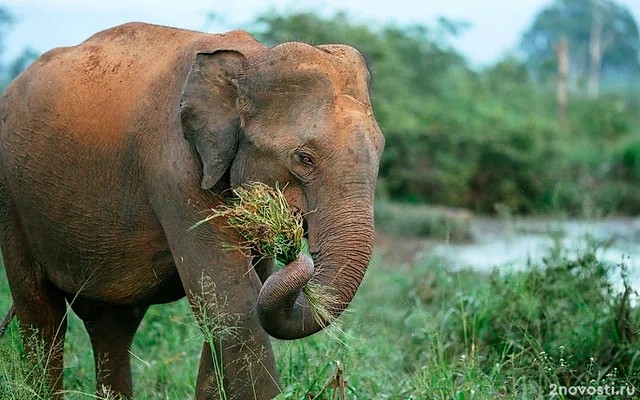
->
[[1, 235, 639, 398], [0, 327, 52, 400], [483, 250, 638, 382], [404, 242, 640, 398]]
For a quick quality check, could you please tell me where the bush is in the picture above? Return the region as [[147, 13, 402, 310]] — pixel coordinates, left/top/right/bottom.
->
[[407, 241, 640, 394], [374, 201, 472, 241], [486, 251, 638, 382], [0, 326, 55, 400]]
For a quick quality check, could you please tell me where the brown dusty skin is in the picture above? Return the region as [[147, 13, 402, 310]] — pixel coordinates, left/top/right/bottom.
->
[[0, 22, 383, 399]]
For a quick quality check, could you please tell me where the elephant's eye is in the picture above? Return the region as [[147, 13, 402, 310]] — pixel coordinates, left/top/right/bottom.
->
[[298, 152, 315, 167]]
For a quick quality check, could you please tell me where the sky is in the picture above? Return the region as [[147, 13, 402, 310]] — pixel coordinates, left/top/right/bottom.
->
[[3, 0, 640, 66]]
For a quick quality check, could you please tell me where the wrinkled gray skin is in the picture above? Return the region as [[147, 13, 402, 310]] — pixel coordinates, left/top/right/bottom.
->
[[0, 22, 383, 399]]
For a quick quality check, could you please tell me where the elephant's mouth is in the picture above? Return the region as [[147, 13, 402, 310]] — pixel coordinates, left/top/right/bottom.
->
[[290, 205, 309, 239], [302, 217, 309, 239]]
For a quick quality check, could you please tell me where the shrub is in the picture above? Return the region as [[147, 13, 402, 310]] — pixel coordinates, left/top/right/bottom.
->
[[374, 201, 473, 241], [426, 242, 640, 390]]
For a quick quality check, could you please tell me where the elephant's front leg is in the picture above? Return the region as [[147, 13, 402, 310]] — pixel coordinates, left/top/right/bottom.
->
[[166, 224, 281, 399], [189, 253, 280, 399], [148, 143, 281, 398]]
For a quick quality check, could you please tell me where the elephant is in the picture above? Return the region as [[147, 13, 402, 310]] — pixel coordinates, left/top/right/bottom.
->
[[0, 22, 384, 399]]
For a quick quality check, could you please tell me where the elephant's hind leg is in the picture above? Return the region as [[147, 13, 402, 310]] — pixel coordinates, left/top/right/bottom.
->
[[0, 204, 68, 399], [70, 301, 148, 399]]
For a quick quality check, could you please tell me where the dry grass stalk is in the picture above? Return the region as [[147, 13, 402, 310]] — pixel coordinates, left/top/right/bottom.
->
[[192, 182, 341, 329], [190, 182, 303, 264]]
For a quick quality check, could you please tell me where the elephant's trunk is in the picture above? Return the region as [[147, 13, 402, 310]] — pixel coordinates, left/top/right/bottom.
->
[[257, 196, 374, 340]]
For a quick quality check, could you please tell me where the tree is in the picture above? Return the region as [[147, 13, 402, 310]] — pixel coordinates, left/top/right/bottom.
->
[[0, 7, 13, 86], [554, 37, 569, 125], [0, 8, 40, 86], [520, 0, 640, 92], [0, 7, 13, 56], [8, 47, 38, 79]]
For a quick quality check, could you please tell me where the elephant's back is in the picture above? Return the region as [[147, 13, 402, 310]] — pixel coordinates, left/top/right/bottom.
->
[[1, 22, 261, 148], [0, 22, 263, 185]]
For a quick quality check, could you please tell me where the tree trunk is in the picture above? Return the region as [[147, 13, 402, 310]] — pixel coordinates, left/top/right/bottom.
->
[[588, 0, 615, 98], [588, 1, 604, 98], [554, 36, 569, 128]]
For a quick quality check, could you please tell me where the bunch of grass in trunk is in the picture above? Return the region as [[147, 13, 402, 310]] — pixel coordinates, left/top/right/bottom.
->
[[192, 182, 340, 329]]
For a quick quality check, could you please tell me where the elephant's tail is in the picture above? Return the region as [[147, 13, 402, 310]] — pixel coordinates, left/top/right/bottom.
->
[[0, 303, 15, 337]]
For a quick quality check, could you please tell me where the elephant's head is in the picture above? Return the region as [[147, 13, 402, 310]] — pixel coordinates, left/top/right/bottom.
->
[[180, 41, 384, 340]]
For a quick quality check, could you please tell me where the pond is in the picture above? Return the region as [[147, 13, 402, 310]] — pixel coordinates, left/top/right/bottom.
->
[[430, 217, 640, 287]]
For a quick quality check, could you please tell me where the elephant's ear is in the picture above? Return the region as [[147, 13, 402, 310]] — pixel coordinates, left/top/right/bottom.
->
[[180, 50, 246, 190]]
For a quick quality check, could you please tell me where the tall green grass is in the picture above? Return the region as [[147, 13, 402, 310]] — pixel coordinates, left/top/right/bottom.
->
[[0, 237, 638, 399]]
